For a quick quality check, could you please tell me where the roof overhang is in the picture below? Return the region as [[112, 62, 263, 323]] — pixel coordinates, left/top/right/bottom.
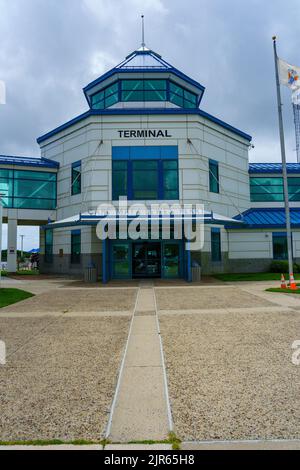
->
[[0, 155, 59, 169], [43, 210, 246, 230]]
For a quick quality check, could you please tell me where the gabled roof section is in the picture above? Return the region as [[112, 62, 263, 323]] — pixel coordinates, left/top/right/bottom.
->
[[116, 48, 173, 70], [83, 48, 205, 95], [226, 207, 300, 229], [249, 162, 300, 174], [0, 154, 59, 169]]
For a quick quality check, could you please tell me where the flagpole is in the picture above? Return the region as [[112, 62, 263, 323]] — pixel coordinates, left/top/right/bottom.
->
[[272, 36, 294, 278]]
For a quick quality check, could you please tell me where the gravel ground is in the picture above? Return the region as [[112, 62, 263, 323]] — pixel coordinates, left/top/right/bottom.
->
[[159, 310, 300, 441], [155, 287, 275, 310], [0, 288, 137, 314], [0, 316, 130, 441]]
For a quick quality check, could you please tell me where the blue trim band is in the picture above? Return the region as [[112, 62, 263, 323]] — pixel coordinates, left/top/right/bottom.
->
[[83, 67, 205, 95], [112, 145, 178, 160], [37, 109, 251, 144], [0, 154, 59, 169]]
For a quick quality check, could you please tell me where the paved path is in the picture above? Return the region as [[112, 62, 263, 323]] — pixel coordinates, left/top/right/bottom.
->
[[108, 282, 171, 442]]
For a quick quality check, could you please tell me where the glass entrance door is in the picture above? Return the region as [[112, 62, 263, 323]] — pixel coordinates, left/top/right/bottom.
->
[[132, 242, 161, 278], [163, 243, 180, 278], [112, 243, 130, 278]]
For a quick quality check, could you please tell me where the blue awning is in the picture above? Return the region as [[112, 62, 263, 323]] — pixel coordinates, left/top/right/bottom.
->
[[227, 207, 300, 229], [249, 163, 300, 174]]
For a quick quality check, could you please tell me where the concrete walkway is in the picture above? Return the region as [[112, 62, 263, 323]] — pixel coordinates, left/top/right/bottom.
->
[[108, 282, 171, 442]]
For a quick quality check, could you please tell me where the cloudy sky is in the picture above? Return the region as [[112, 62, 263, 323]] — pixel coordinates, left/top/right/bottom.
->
[[0, 0, 300, 249]]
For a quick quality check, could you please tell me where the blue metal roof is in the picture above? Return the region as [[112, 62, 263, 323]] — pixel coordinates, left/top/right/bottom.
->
[[227, 207, 300, 229], [249, 163, 300, 174], [83, 48, 205, 95], [0, 154, 59, 168], [37, 108, 252, 144], [117, 48, 173, 70]]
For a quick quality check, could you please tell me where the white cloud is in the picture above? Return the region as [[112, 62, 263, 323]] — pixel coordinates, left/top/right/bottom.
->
[[90, 50, 119, 77]]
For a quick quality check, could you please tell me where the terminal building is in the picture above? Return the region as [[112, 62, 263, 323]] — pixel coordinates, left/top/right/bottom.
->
[[1, 44, 300, 281]]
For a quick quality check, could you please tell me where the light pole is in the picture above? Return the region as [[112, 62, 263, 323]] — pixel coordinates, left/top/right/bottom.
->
[[20, 234, 25, 259]]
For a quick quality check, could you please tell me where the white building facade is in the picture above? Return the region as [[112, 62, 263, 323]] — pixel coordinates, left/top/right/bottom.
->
[[1, 46, 300, 280]]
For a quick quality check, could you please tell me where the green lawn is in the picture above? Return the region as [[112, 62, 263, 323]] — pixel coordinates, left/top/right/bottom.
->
[[1, 270, 39, 277], [0, 288, 34, 308], [213, 272, 300, 282], [266, 288, 300, 294]]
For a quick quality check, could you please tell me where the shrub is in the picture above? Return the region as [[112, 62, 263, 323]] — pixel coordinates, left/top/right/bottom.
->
[[270, 260, 299, 273]]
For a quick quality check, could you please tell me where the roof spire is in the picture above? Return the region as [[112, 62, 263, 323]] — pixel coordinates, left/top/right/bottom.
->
[[141, 14, 146, 49]]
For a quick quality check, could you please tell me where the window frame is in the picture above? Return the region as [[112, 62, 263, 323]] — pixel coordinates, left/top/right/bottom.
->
[[0, 169, 57, 209], [121, 79, 167, 102], [71, 230, 81, 265], [209, 160, 220, 194], [211, 228, 222, 262], [90, 79, 198, 109], [112, 158, 179, 201], [91, 81, 119, 109], [71, 161, 82, 196], [272, 232, 290, 260], [44, 229, 53, 264]]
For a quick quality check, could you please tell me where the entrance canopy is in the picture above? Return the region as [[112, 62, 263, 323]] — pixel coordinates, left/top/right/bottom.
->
[[44, 209, 246, 230]]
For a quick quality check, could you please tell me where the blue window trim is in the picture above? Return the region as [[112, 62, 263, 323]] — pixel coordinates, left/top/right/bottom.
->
[[211, 227, 221, 262], [90, 78, 197, 109], [108, 239, 184, 281], [44, 229, 53, 264], [112, 146, 179, 200], [71, 160, 81, 196], [272, 231, 292, 260], [91, 80, 119, 109], [0, 168, 57, 210], [70, 230, 81, 265], [209, 159, 220, 194], [112, 146, 178, 160]]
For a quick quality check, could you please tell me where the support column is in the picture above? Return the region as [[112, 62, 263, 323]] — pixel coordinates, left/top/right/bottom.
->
[[7, 218, 17, 273]]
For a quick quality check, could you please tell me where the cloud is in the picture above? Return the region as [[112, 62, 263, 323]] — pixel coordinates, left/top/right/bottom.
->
[[0, 0, 299, 162]]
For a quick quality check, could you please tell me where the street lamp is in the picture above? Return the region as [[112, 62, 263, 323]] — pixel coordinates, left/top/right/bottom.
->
[[20, 234, 25, 259]]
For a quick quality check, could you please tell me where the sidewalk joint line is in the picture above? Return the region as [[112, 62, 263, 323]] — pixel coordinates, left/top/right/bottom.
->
[[153, 287, 174, 432], [104, 288, 140, 439]]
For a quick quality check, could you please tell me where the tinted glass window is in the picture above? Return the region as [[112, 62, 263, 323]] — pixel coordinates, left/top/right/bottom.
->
[[71, 162, 81, 196], [211, 229, 221, 262], [273, 233, 288, 260], [209, 161, 219, 193]]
